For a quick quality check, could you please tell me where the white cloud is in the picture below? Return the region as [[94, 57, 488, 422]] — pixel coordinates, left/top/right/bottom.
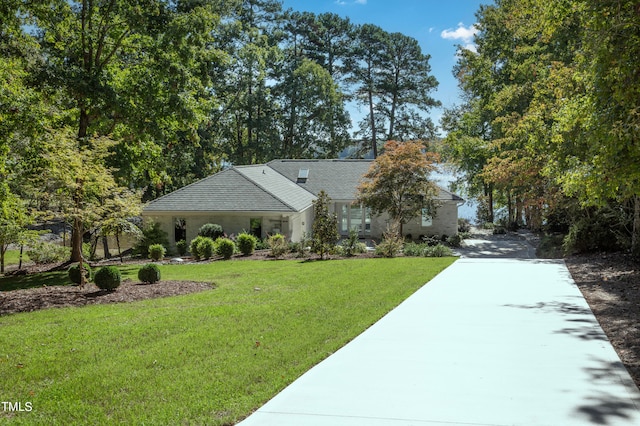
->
[[440, 23, 478, 44], [335, 0, 367, 5]]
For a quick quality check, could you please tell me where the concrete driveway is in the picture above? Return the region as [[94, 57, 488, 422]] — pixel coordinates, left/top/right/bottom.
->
[[238, 233, 640, 425], [455, 229, 538, 259]]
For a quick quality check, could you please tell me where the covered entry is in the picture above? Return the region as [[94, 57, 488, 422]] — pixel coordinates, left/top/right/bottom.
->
[[338, 203, 371, 237]]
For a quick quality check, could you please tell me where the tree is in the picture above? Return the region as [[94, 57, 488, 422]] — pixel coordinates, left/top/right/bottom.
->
[[0, 186, 37, 273], [346, 24, 388, 158], [357, 140, 439, 236], [25, 0, 225, 259], [311, 190, 339, 260]]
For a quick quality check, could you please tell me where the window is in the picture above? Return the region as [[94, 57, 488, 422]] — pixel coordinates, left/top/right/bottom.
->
[[174, 218, 186, 243], [250, 218, 262, 238], [297, 169, 309, 183], [421, 209, 433, 227]]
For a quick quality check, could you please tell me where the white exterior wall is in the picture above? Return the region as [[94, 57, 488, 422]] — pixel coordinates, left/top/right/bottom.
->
[[402, 202, 459, 239], [144, 209, 312, 250]]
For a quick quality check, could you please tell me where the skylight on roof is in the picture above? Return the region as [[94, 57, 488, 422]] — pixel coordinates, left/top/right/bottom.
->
[[297, 168, 309, 183]]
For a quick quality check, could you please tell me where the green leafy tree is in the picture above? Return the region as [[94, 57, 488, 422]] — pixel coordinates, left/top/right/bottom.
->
[[0, 186, 37, 273], [24, 0, 226, 259], [311, 190, 339, 260], [357, 140, 439, 237]]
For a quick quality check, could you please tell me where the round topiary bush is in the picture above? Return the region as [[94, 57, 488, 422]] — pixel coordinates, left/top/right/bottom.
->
[[216, 238, 236, 259], [198, 223, 224, 240], [94, 266, 122, 291], [236, 233, 257, 256], [68, 263, 92, 284], [138, 263, 161, 284], [196, 237, 215, 260], [148, 243, 166, 261]]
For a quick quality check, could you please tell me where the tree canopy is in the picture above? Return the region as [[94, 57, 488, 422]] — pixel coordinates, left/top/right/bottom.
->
[[357, 140, 439, 236], [443, 0, 640, 255]]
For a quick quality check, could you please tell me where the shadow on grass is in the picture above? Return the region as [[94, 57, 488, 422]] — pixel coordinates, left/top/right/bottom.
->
[[0, 271, 71, 292], [1, 264, 141, 292]]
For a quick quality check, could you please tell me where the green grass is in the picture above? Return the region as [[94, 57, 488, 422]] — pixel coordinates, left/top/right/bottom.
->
[[2, 249, 30, 268], [0, 257, 455, 425]]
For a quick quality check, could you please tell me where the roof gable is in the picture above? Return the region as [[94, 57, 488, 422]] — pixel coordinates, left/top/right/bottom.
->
[[144, 168, 311, 213]]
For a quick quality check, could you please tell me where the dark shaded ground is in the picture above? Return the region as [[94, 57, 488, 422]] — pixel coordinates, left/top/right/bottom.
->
[[0, 279, 215, 316], [566, 253, 640, 390]]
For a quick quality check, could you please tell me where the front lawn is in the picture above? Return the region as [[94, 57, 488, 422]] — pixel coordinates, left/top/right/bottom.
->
[[0, 257, 455, 425]]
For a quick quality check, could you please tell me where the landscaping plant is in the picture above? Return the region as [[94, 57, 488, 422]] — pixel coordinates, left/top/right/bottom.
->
[[196, 237, 216, 260], [268, 233, 288, 258], [148, 243, 166, 261], [236, 233, 257, 256], [198, 223, 224, 240], [138, 263, 161, 284], [216, 238, 235, 259], [94, 266, 122, 291], [68, 263, 92, 284]]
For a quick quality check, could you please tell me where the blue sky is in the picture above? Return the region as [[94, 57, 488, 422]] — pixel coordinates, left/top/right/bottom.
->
[[280, 0, 489, 134]]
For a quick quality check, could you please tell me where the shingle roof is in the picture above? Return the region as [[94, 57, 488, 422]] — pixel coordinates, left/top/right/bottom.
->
[[268, 159, 372, 200], [144, 159, 463, 214], [144, 167, 313, 213], [269, 159, 464, 202], [234, 165, 316, 211]]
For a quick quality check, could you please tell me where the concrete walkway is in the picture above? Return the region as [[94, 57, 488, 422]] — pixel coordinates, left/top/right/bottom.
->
[[238, 241, 640, 425]]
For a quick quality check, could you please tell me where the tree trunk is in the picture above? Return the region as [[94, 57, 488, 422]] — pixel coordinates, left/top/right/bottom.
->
[[632, 195, 640, 258], [102, 235, 111, 259], [1, 249, 5, 274], [19, 245, 24, 269], [368, 89, 377, 158], [71, 217, 84, 262], [116, 233, 123, 263]]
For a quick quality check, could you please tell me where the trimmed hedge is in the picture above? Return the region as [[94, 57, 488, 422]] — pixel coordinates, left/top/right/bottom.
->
[[138, 264, 161, 284], [216, 238, 235, 260], [68, 263, 92, 284], [94, 266, 122, 291]]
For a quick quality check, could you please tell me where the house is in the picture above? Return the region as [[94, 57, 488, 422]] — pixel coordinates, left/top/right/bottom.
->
[[142, 159, 464, 248]]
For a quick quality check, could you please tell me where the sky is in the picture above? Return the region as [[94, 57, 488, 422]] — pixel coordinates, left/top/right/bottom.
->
[[280, 0, 490, 134]]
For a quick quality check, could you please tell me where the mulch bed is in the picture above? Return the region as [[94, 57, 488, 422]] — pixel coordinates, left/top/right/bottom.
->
[[566, 252, 640, 389], [0, 280, 214, 316]]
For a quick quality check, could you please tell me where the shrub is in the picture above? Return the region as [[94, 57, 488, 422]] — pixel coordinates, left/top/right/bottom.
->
[[68, 263, 92, 284], [268, 233, 288, 258], [138, 263, 161, 284], [236, 233, 257, 256], [26, 241, 70, 265], [94, 266, 121, 291], [196, 237, 215, 260], [447, 234, 463, 248], [148, 244, 166, 261], [403, 242, 427, 257], [375, 232, 403, 258], [176, 239, 188, 256], [189, 236, 207, 260], [341, 229, 365, 257], [458, 218, 472, 233], [216, 238, 235, 259], [134, 222, 170, 258], [198, 223, 224, 240], [424, 244, 453, 257], [255, 238, 270, 250]]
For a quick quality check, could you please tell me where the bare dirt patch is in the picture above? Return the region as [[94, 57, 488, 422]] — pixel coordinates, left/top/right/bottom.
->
[[566, 252, 640, 389]]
